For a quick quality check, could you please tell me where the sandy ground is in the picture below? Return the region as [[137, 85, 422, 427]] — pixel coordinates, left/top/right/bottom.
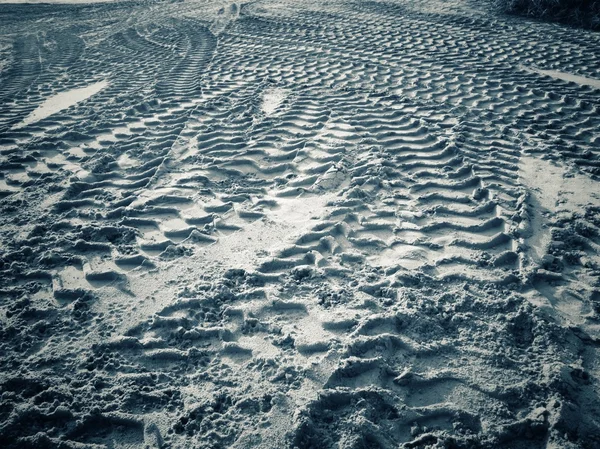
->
[[1, 0, 600, 448]]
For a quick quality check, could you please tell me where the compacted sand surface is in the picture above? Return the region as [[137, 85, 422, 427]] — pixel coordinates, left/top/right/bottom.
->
[[1, 0, 600, 448]]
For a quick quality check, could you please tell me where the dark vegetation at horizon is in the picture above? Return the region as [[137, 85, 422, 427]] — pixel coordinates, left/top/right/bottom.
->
[[495, 0, 600, 30]]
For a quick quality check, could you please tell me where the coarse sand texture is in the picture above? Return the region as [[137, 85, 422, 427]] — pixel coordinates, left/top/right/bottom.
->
[[1, 0, 600, 448]]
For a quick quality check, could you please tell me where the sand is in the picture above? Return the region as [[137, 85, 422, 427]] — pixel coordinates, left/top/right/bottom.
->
[[14, 81, 109, 129], [1, 0, 599, 448]]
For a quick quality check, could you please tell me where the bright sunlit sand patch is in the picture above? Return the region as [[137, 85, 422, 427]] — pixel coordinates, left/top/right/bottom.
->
[[261, 87, 288, 116], [14, 80, 108, 129], [519, 154, 600, 263], [522, 65, 600, 89]]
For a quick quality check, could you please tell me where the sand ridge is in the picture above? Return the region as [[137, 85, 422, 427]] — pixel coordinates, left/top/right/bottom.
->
[[1, 0, 599, 448]]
